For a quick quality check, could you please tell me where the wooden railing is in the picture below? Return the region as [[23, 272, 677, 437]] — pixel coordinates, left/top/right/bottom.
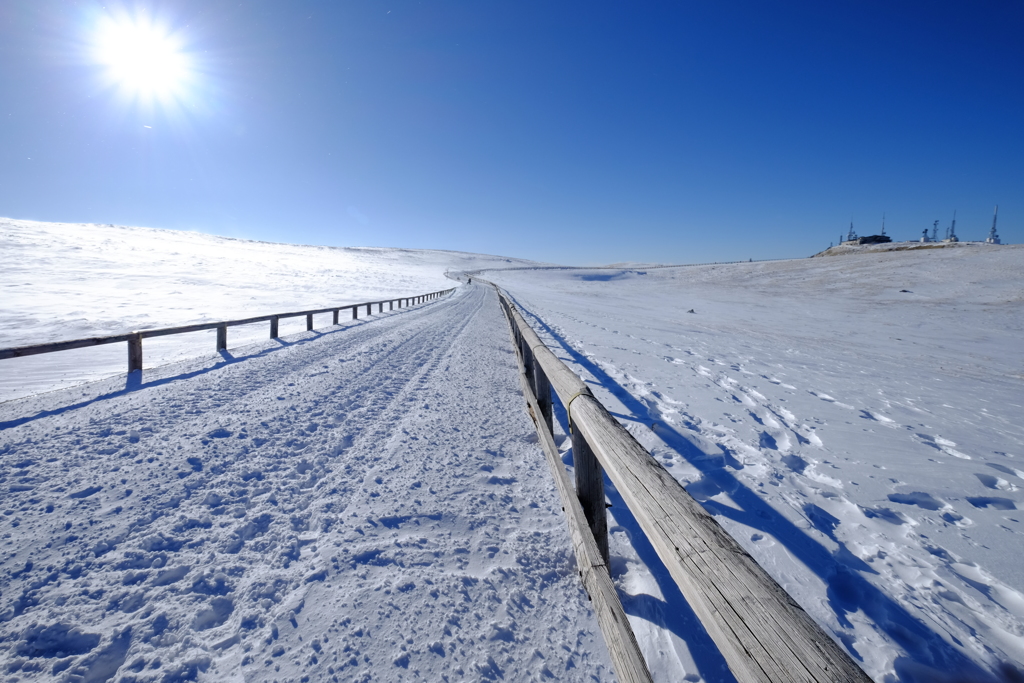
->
[[0, 288, 455, 374], [488, 281, 871, 683]]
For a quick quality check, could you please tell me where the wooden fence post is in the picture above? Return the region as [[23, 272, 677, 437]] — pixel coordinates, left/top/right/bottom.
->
[[379, 302, 384, 313], [366, 303, 372, 316], [573, 422, 610, 567], [353, 306, 358, 320], [216, 325, 227, 351], [333, 309, 339, 325], [270, 316, 279, 338], [306, 314, 313, 331], [522, 339, 535, 387], [389, 301, 394, 311], [533, 360, 553, 434], [127, 333, 143, 373]]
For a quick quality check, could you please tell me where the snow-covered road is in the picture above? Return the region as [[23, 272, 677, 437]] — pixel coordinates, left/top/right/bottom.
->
[[0, 285, 613, 682]]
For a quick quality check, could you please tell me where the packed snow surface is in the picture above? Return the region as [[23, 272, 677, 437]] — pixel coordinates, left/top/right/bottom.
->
[[486, 244, 1024, 682], [0, 284, 613, 682], [0, 218, 544, 402]]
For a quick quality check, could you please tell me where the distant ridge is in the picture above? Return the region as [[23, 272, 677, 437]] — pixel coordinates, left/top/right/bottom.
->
[[812, 240, 1010, 257]]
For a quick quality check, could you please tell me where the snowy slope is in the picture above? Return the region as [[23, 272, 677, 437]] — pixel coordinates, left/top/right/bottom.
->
[[0, 218, 544, 402], [487, 245, 1024, 682], [0, 285, 614, 682]]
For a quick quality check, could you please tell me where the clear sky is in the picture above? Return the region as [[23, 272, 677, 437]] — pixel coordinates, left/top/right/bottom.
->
[[1, 1, 1021, 264]]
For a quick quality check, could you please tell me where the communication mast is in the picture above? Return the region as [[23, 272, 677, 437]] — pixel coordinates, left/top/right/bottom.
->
[[986, 205, 1002, 244], [945, 211, 959, 242]]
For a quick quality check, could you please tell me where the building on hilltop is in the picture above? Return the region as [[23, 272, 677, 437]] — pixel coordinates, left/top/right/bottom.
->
[[840, 219, 891, 245], [853, 234, 892, 245]]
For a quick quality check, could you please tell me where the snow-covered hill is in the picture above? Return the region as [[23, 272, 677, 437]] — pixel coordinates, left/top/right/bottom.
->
[[0, 218, 545, 401], [488, 244, 1024, 681]]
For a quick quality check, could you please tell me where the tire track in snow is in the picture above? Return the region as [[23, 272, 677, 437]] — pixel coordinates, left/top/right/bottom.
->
[[0, 286, 612, 683]]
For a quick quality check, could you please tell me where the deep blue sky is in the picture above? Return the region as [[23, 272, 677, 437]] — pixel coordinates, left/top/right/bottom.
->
[[1, 1, 1021, 264]]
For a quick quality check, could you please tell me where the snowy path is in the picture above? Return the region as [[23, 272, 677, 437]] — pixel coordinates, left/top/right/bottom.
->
[[0, 285, 613, 682]]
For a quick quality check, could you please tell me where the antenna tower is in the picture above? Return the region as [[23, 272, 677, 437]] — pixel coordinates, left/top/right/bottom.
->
[[986, 205, 1001, 244]]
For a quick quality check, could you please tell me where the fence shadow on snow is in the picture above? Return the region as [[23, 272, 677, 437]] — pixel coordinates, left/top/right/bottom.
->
[[509, 293, 999, 683]]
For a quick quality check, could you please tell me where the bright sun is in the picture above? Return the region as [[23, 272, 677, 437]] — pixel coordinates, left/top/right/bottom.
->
[[95, 16, 190, 99]]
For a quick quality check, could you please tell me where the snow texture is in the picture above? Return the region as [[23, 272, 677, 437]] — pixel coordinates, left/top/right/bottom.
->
[[0, 281, 612, 682], [0, 218, 544, 402], [486, 244, 1024, 682]]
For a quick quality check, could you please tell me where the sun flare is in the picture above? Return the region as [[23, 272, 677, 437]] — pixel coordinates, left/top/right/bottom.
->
[[95, 16, 190, 99]]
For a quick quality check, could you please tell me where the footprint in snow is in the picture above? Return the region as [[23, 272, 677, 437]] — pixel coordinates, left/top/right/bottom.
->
[[966, 497, 1018, 511], [860, 410, 896, 425], [975, 473, 1017, 491], [809, 391, 854, 409], [888, 491, 946, 511], [889, 492, 972, 526], [915, 433, 972, 460], [988, 463, 1024, 480]]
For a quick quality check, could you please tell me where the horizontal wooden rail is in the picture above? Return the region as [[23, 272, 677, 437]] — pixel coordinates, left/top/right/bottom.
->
[[488, 282, 870, 683], [0, 288, 456, 375], [500, 294, 653, 683]]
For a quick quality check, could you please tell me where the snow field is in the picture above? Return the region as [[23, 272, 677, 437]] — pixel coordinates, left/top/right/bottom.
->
[[488, 246, 1024, 682], [0, 218, 544, 402], [0, 285, 613, 682]]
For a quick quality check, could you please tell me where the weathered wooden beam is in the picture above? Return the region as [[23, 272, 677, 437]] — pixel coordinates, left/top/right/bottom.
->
[[0, 333, 134, 359], [216, 325, 227, 351], [333, 309, 339, 325], [306, 314, 314, 331], [270, 316, 279, 338]]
